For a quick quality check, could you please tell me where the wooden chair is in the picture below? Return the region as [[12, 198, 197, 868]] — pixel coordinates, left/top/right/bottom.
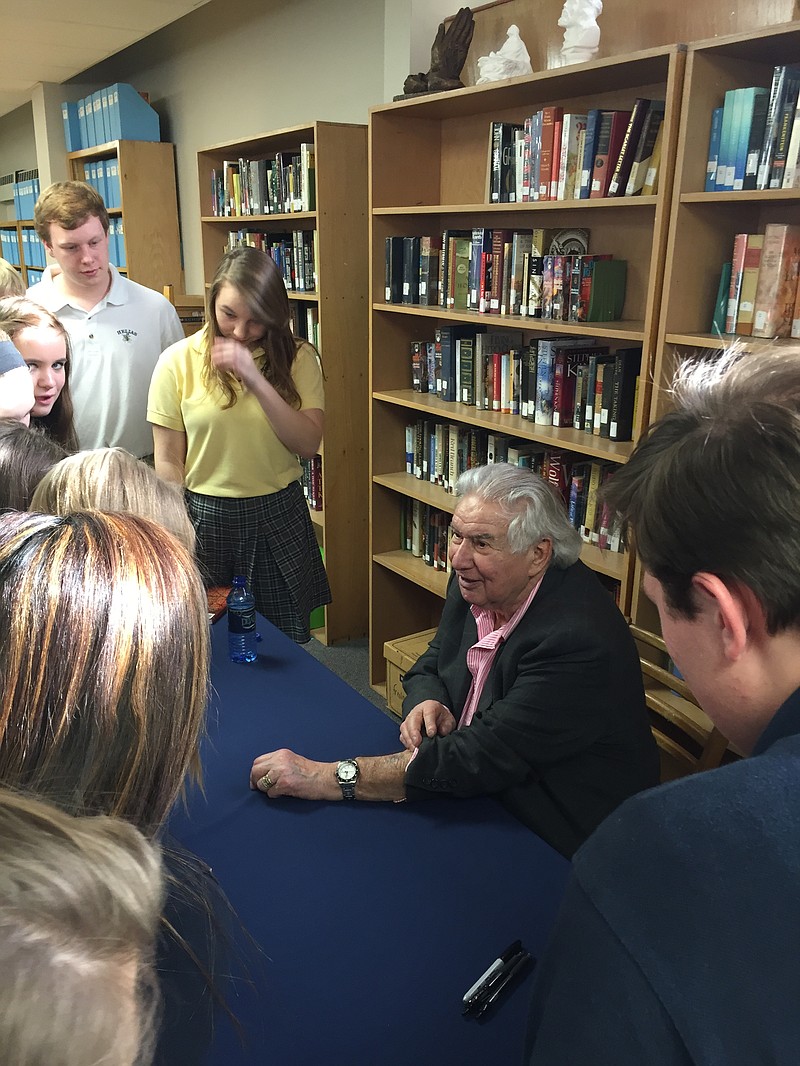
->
[[630, 623, 735, 782]]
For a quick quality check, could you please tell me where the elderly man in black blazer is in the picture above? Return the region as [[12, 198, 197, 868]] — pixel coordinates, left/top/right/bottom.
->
[[250, 463, 658, 858]]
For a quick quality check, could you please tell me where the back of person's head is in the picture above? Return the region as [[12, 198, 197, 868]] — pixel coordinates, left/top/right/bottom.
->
[[603, 344, 800, 633], [0, 258, 25, 298], [30, 446, 196, 553], [456, 462, 582, 568], [34, 180, 109, 243], [0, 787, 164, 1066], [0, 417, 67, 510], [0, 510, 209, 833]]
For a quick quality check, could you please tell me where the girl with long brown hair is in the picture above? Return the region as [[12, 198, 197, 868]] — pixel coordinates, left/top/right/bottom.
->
[[0, 297, 78, 451], [148, 245, 330, 642]]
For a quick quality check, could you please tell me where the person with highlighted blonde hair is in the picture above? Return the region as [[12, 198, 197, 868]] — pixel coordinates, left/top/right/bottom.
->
[[0, 787, 164, 1066], [30, 445, 196, 553], [0, 510, 222, 1063]]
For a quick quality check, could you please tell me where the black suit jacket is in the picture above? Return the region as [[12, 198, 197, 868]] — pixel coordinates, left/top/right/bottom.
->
[[402, 561, 659, 858]]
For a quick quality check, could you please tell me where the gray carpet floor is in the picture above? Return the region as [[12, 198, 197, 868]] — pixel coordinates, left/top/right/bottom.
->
[[301, 636, 395, 719]]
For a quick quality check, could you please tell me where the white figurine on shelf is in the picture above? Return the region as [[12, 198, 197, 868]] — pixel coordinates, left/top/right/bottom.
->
[[476, 25, 533, 84], [558, 0, 602, 66]]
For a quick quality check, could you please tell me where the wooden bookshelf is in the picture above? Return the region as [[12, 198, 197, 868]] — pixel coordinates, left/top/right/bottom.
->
[[67, 140, 183, 294], [368, 45, 686, 684], [196, 122, 369, 645], [646, 21, 800, 629]]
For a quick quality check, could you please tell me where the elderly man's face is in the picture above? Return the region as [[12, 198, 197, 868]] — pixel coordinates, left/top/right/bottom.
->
[[449, 494, 550, 622]]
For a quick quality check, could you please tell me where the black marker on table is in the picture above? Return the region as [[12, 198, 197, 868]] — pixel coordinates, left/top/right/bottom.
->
[[472, 949, 533, 1017], [461, 940, 522, 1013]]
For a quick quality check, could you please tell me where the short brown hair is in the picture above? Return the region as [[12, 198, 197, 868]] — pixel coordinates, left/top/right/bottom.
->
[[34, 180, 109, 243]]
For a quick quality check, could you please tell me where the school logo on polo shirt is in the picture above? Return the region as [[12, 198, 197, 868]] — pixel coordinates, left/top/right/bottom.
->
[[117, 329, 138, 343]]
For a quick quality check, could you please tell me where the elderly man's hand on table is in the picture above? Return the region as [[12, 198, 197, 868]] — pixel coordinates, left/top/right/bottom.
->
[[400, 700, 456, 751], [250, 749, 340, 800]]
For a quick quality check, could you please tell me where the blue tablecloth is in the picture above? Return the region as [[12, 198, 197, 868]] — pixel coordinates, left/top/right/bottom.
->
[[168, 617, 569, 1066]]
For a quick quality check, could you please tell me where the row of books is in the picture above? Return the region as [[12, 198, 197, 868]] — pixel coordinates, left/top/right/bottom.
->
[[400, 452, 623, 560], [25, 269, 44, 287], [12, 171, 40, 221], [385, 228, 626, 323], [714, 223, 800, 338], [1, 230, 23, 267], [211, 146, 316, 217], [488, 98, 665, 204], [80, 158, 122, 210], [410, 329, 641, 441], [300, 454, 323, 512], [61, 84, 160, 152], [289, 302, 320, 350], [225, 229, 318, 294], [706, 65, 800, 192]]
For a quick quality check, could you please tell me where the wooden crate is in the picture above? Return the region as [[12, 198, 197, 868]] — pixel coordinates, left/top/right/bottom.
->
[[383, 628, 438, 717]]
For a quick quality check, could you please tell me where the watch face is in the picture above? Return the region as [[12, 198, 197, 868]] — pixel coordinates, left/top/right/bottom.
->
[[338, 761, 358, 783]]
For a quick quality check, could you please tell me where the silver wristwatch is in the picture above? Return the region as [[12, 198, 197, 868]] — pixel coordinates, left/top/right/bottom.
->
[[335, 758, 359, 800]]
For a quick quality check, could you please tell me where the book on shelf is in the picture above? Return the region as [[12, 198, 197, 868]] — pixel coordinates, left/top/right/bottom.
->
[[734, 234, 765, 336], [710, 262, 732, 334], [489, 121, 524, 203], [608, 347, 642, 442], [782, 102, 800, 188], [590, 110, 631, 199], [579, 109, 603, 199], [641, 121, 665, 196], [538, 107, 563, 201], [769, 72, 800, 189], [751, 223, 800, 337], [418, 235, 442, 306], [299, 143, 316, 211], [757, 65, 800, 190], [402, 236, 420, 305], [608, 99, 651, 196], [705, 107, 724, 192], [385, 236, 404, 303], [586, 260, 627, 321], [625, 101, 665, 196], [583, 353, 615, 434], [557, 113, 588, 200], [725, 232, 750, 333]]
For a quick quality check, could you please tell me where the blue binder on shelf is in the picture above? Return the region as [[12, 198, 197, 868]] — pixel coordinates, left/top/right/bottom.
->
[[78, 98, 89, 150], [106, 83, 160, 143], [61, 101, 82, 152], [115, 217, 126, 269], [91, 90, 105, 145]]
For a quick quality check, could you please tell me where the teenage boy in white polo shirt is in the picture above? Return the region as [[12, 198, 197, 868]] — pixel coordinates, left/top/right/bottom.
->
[[28, 181, 183, 456]]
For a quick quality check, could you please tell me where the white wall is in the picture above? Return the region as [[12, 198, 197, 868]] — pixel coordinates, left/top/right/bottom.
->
[[69, 0, 388, 290]]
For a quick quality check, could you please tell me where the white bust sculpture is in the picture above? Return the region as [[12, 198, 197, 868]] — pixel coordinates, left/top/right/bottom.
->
[[559, 0, 602, 66], [476, 25, 533, 84]]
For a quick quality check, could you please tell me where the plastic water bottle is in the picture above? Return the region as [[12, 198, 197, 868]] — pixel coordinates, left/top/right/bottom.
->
[[227, 575, 257, 663]]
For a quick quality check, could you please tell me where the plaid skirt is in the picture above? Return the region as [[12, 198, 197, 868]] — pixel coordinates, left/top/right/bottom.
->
[[186, 481, 331, 643]]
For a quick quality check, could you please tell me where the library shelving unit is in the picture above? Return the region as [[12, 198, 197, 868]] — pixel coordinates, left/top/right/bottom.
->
[[67, 140, 183, 293], [196, 122, 369, 645], [0, 222, 24, 281], [645, 21, 800, 630], [368, 45, 686, 686]]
